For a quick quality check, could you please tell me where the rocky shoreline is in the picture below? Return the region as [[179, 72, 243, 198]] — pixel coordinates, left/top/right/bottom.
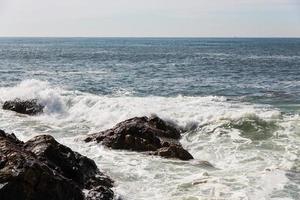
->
[[1, 99, 198, 199], [0, 130, 114, 200]]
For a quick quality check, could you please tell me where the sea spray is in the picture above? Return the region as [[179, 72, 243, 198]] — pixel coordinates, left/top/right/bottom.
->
[[0, 80, 299, 199]]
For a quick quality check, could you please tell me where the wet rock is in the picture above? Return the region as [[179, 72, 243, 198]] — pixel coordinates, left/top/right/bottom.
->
[[86, 186, 114, 200], [2, 99, 44, 115], [0, 130, 83, 200], [24, 135, 114, 194], [155, 145, 193, 160], [85, 116, 193, 160], [0, 130, 114, 200]]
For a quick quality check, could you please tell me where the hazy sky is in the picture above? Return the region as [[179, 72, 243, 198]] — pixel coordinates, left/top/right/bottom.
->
[[0, 0, 300, 37]]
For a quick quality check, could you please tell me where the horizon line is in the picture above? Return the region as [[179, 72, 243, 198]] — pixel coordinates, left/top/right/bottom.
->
[[0, 36, 299, 39]]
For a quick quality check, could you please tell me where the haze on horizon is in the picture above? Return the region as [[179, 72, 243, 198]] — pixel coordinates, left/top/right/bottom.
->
[[0, 0, 300, 37]]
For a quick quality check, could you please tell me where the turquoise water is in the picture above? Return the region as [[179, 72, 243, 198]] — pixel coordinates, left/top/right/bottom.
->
[[0, 38, 299, 199]]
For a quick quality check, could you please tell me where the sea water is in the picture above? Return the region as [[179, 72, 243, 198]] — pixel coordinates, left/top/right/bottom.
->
[[0, 38, 299, 200]]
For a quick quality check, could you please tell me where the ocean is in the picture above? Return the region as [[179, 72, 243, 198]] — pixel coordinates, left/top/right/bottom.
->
[[0, 37, 299, 199]]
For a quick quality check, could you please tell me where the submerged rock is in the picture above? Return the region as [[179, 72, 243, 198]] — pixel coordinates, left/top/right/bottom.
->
[[85, 116, 193, 160], [0, 130, 114, 200], [2, 99, 44, 115]]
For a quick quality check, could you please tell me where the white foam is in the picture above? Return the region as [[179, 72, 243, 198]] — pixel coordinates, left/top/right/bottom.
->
[[0, 79, 299, 200], [0, 80, 282, 130], [0, 79, 66, 114]]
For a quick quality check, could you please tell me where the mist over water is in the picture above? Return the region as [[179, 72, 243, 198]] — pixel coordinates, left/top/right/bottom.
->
[[0, 38, 300, 199]]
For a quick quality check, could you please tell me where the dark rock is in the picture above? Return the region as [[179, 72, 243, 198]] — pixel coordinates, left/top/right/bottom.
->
[[2, 99, 44, 115], [24, 135, 114, 193], [86, 186, 114, 200], [0, 130, 115, 200], [0, 130, 83, 200], [156, 145, 193, 160], [85, 116, 194, 160]]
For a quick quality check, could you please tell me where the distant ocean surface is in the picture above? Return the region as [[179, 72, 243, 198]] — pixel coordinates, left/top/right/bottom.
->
[[0, 38, 300, 199]]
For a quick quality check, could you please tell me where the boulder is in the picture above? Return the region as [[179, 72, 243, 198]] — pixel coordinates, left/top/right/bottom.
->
[[0, 130, 114, 200], [154, 145, 194, 160], [0, 130, 83, 200], [24, 135, 114, 198], [85, 116, 193, 160], [2, 99, 44, 115]]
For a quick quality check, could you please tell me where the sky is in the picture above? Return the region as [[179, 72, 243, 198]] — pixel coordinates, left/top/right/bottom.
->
[[0, 0, 299, 37]]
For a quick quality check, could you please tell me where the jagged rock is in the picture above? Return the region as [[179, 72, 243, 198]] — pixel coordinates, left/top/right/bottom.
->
[[86, 186, 114, 200], [0, 130, 114, 200], [24, 135, 114, 196], [2, 99, 44, 115], [85, 116, 193, 160], [0, 130, 83, 200]]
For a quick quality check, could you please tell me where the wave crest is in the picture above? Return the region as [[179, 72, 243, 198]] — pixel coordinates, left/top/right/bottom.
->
[[222, 113, 280, 140]]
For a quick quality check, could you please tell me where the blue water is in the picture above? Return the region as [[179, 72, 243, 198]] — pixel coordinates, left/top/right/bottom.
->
[[0, 38, 299, 111], [1, 38, 300, 200]]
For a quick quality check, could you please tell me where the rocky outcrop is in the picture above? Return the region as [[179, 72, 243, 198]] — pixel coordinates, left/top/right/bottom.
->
[[0, 130, 83, 200], [2, 99, 44, 115], [0, 130, 114, 200], [24, 135, 114, 199], [85, 116, 193, 160]]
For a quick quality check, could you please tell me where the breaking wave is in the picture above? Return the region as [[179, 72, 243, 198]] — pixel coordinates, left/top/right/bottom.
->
[[0, 79, 299, 199]]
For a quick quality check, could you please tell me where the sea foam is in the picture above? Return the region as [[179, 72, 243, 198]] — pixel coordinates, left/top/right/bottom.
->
[[0, 79, 299, 200]]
